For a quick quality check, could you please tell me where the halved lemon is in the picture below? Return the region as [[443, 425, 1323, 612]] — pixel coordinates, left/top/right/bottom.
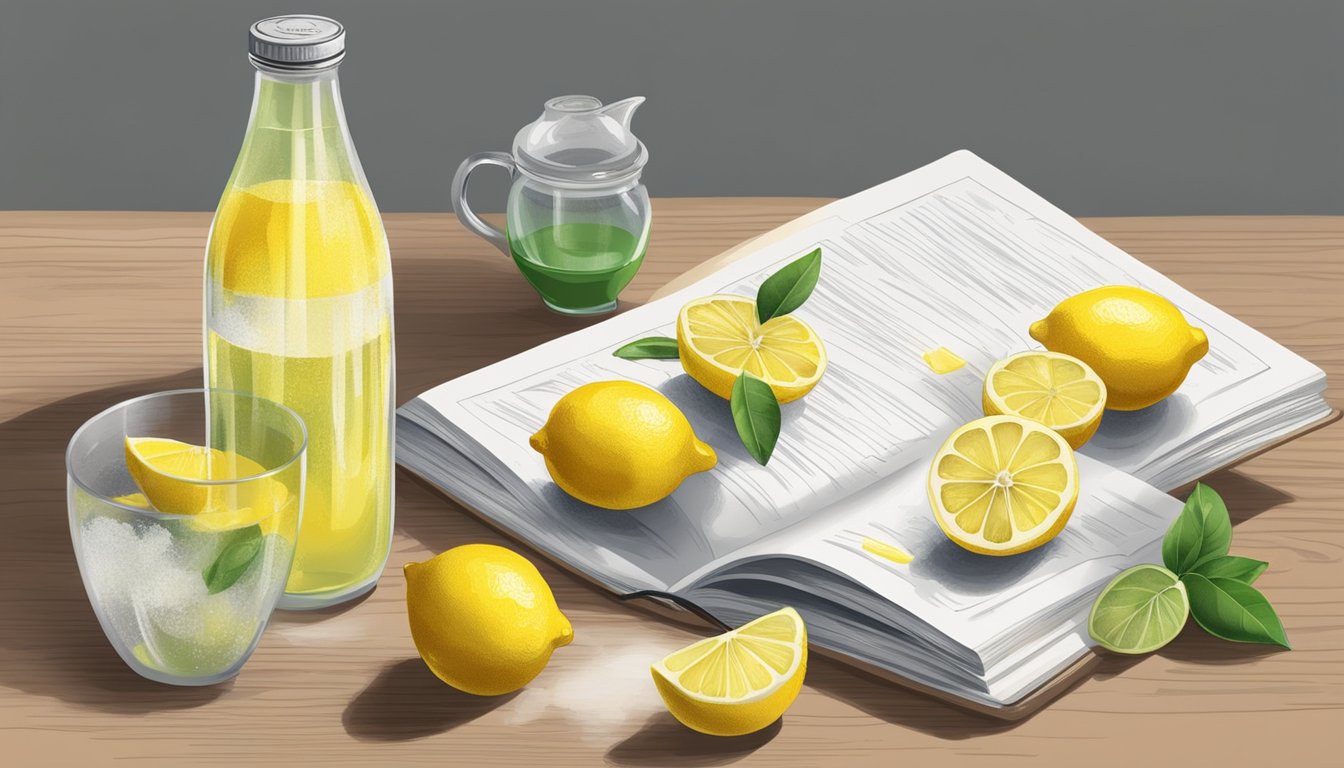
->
[[982, 350, 1107, 448], [927, 415, 1078, 556], [677, 295, 827, 403], [124, 437, 290, 535], [651, 606, 807, 736]]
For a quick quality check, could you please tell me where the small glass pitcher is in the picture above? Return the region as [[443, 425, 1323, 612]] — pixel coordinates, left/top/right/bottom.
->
[[452, 95, 651, 315]]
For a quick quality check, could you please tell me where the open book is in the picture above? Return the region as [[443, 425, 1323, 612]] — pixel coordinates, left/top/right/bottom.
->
[[397, 151, 1331, 711]]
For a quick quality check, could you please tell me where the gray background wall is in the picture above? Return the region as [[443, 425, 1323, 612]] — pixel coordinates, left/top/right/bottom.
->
[[1, 0, 1340, 215]]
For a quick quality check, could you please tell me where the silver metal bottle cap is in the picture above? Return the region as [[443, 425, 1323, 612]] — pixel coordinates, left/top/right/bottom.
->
[[249, 15, 345, 70]]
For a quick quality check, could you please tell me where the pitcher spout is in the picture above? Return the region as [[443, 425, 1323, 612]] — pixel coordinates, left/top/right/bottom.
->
[[599, 96, 645, 130]]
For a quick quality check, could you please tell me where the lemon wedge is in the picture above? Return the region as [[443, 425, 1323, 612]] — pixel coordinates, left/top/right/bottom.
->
[[927, 415, 1079, 556], [677, 295, 827, 404], [982, 351, 1107, 448], [124, 437, 290, 535], [651, 606, 807, 736]]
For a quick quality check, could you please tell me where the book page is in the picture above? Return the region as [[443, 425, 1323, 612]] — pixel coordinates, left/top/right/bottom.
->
[[402, 150, 1326, 595], [678, 455, 1182, 661]]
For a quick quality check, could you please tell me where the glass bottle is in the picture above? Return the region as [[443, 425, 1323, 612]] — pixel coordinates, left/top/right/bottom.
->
[[204, 15, 394, 609]]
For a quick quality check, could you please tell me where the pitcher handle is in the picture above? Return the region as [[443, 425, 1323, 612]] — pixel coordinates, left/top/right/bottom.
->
[[451, 151, 514, 256]]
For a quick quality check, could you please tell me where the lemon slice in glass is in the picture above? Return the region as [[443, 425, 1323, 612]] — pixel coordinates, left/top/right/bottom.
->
[[651, 606, 807, 736], [927, 415, 1079, 556], [124, 436, 288, 534], [677, 294, 827, 404], [983, 350, 1107, 449]]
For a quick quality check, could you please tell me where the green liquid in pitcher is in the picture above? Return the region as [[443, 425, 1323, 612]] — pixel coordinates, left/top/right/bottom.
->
[[508, 223, 645, 314]]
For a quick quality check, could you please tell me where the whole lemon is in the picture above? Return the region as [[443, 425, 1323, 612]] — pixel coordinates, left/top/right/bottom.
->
[[1030, 286, 1208, 411], [404, 544, 573, 696], [530, 381, 717, 510]]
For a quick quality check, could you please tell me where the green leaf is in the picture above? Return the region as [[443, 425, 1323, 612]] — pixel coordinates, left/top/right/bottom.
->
[[613, 336, 680, 360], [1162, 483, 1232, 575], [202, 525, 264, 595], [756, 248, 822, 323], [1183, 572, 1290, 648], [731, 372, 781, 465], [1088, 564, 1190, 654], [1192, 555, 1269, 584]]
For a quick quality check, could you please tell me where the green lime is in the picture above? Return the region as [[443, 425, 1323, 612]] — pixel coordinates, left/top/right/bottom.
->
[[1088, 564, 1189, 654]]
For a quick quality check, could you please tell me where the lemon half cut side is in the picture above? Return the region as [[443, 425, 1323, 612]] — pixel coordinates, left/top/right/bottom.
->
[[982, 350, 1107, 449], [927, 415, 1079, 556]]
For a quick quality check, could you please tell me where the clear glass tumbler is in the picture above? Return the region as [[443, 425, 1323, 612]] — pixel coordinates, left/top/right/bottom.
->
[[67, 389, 306, 685]]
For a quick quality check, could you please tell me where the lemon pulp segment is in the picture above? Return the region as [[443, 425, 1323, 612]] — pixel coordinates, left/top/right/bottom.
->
[[862, 537, 914, 564], [922, 347, 967, 374]]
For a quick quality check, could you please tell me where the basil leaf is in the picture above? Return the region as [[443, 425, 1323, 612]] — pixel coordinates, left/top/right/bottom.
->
[[613, 336, 680, 360], [1192, 554, 1268, 584], [731, 372, 781, 465], [1162, 483, 1232, 575], [756, 248, 822, 323], [202, 525, 264, 595], [1183, 572, 1290, 648]]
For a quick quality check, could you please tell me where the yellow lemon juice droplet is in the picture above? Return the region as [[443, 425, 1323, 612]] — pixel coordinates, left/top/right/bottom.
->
[[862, 536, 914, 564], [922, 347, 967, 375]]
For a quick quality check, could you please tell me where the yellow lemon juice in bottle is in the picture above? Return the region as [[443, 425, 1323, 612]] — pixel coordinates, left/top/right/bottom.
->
[[205, 17, 394, 609]]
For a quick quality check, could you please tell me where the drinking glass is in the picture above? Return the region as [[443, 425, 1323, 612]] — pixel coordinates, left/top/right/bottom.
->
[[67, 389, 306, 685]]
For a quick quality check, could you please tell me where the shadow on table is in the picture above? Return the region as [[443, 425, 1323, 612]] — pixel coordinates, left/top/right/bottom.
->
[[342, 658, 516, 741], [1092, 611, 1288, 682], [1180, 467, 1295, 525], [801, 656, 1022, 739], [1153, 622, 1290, 665], [606, 712, 781, 767], [0, 369, 234, 713]]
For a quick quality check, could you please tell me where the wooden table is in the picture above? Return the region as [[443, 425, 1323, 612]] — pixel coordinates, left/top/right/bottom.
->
[[1, 203, 1340, 766]]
